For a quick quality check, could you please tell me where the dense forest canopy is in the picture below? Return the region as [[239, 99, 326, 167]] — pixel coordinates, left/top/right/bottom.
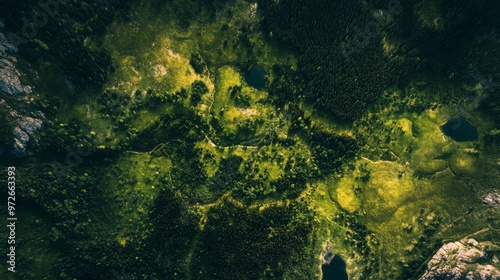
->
[[258, 0, 500, 121]]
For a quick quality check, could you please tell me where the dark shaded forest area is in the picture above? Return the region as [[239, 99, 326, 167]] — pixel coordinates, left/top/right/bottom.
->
[[258, 0, 500, 122]]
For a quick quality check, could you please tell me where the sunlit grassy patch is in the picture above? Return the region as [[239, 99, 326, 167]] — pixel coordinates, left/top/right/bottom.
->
[[335, 176, 360, 213], [449, 149, 479, 176], [363, 160, 415, 220]]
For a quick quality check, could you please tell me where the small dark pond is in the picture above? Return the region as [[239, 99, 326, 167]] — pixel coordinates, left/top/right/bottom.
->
[[322, 255, 348, 280], [244, 66, 266, 90], [440, 116, 478, 141]]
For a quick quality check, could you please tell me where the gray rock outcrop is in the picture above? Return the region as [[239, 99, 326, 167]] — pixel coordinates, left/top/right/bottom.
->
[[0, 32, 32, 95], [10, 116, 43, 158], [0, 25, 43, 158], [483, 192, 500, 207], [420, 238, 500, 280]]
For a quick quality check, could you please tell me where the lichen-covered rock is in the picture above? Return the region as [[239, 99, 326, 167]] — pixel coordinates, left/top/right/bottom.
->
[[420, 238, 500, 280]]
